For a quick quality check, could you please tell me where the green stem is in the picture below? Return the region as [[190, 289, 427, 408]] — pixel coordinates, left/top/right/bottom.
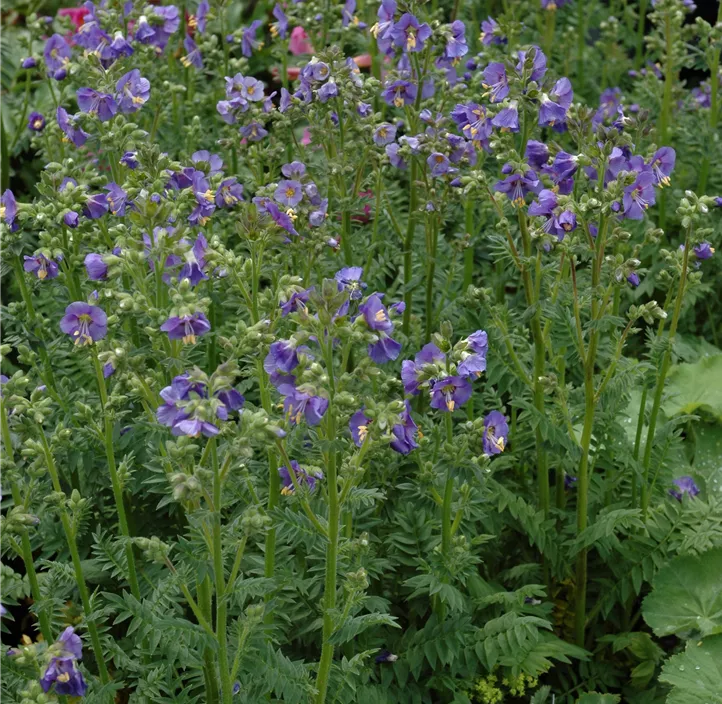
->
[[424, 214, 438, 343], [92, 351, 141, 599], [1, 404, 53, 643], [462, 197, 474, 292], [441, 413, 454, 557], [402, 159, 418, 336], [635, 0, 649, 70], [697, 2, 722, 193], [198, 575, 220, 704], [576, 0, 586, 88], [38, 432, 109, 683]]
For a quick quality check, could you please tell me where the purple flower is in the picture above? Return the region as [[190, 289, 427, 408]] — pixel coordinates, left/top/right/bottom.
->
[[1, 190, 18, 231], [241, 19, 263, 57], [120, 151, 138, 169], [60, 302, 108, 345], [190, 0, 209, 32], [21, 56, 37, 69], [391, 13, 431, 53], [451, 103, 492, 143], [64, 211, 79, 227], [116, 69, 150, 113], [482, 63, 509, 103], [265, 201, 298, 236], [382, 79, 417, 108], [281, 385, 329, 426], [516, 46, 547, 83], [385, 143, 406, 169], [373, 123, 397, 146], [177, 234, 209, 286], [309, 199, 329, 227], [539, 77, 573, 126], [427, 152, 453, 177], [401, 343, 446, 395], [28, 111, 45, 131], [41, 657, 86, 697], [57, 107, 90, 147], [23, 253, 58, 280], [342, 0, 365, 27], [104, 182, 129, 216], [349, 409, 372, 446], [318, 79, 339, 103], [77, 87, 118, 121], [375, 650, 399, 663], [279, 460, 323, 495], [648, 147, 675, 187], [83, 193, 109, 220], [105, 31, 134, 62], [693, 241, 715, 260], [161, 313, 211, 344], [44, 34, 71, 74], [390, 401, 419, 454], [192, 150, 224, 176], [240, 121, 268, 142], [444, 20, 468, 59], [371, 0, 397, 53], [369, 336, 402, 364], [85, 253, 108, 281], [135, 6, 180, 50], [669, 476, 699, 501], [494, 169, 541, 207], [215, 178, 244, 207], [483, 410, 509, 455], [359, 293, 393, 332], [335, 267, 367, 300], [627, 272, 641, 287], [264, 340, 299, 375], [275, 180, 304, 207], [622, 171, 656, 220], [492, 103, 520, 132], [280, 289, 311, 316], [564, 474, 577, 490], [180, 34, 203, 68], [525, 141, 550, 170], [480, 17, 503, 46], [430, 376, 472, 413], [271, 3, 289, 38]]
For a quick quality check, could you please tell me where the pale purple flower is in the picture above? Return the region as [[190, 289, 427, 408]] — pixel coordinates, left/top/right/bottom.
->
[[482, 63, 509, 103], [57, 107, 89, 147], [483, 411, 509, 454], [77, 87, 118, 121], [430, 376, 472, 413], [160, 313, 211, 344], [23, 254, 58, 280], [60, 302, 108, 345], [391, 13, 431, 53]]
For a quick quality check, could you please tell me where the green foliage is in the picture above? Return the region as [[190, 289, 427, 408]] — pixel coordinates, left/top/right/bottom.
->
[[658, 635, 722, 704]]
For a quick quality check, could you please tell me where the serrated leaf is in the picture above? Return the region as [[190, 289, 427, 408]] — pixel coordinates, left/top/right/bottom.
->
[[576, 694, 620, 704], [658, 634, 722, 704], [642, 547, 722, 638]]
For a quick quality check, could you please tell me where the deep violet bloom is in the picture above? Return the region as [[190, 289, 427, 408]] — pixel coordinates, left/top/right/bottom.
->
[[215, 178, 244, 207], [538, 77, 573, 126], [359, 293, 393, 333], [458, 331, 488, 378], [104, 182, 129, 216], [85, 253, 108, 280], [241, 20, 263, 57], [382, 80, 417, 107], [391, 13, 432, 53], [264, 340, 299, 375], [349, 408, 372, 446], [275, 179, 304, 207], [116, 69, 150, 113], [135, 6, 180, 51], [451, 102, 492, 143], [64, 211, 79, 227], [84, 193, 109, 219], [181, 34, 203, 68], [24, 253, 59, 280], [28, 112, 45, 131], [494, 169, 541, 206], [60, 302, 108, 345], [516, 46, 547, 82], [281, 386, 329, 426], [482, 63, 509, 103], [161, 313, 211, 344], [57, 107, 90, 147], [647, 147, 675, 187], [444, 20, 468, 59], [390, 401, 419, 454], [21, 56, 37, 69], [271, 4, 289, 38], [401, 342, 446, 395], [44, 34, 71, 74], [669, 476, 699, 501], [622, 171, 656, 220], [77, 87, 118, 121], [627, 272, 641, 287], [265, 201, 298, 236], [335, 267, 367, 299], [492, 102, 520, 132], [121, 151, 138, 169], [386, 143, 406, 169], [1, 190, 18, 231], [369, 336, 402, 364], [40, 627, 86, 697], [430, 376, 472, 413], [280, 289, 312, 316], [240, 121, 268, 141], [278, 460, 323, 495], [693, 241, 715, 260], [483, 411, 509, 455]]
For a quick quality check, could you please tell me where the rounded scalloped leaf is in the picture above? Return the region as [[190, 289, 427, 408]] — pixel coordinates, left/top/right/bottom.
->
[[659, 635, 722, 704], [662, 354, 722, 422], [642, 548, 722, 639]]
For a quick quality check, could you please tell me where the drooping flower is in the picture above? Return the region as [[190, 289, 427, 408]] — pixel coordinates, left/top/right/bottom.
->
[[491, 102, 520, 132], [60, 302, 108, 345], [84, 253, 108, 280], [278, 460, 323, 495], [28, 112, 46, 131], [647, 147, 675, 187], [693, 241, 715, 260], [342, 0, 365, 27], [538, 77, 573, 126], [57, 107, 89, 147], [525, 140, 550, 170], [1, 190, 19, 231], [669, 476, 699, 501], [391, 13, 431, 53], [120, 151, 138, 169], [444, 20, 468, 59], [160, 313, 211, 344], [359, 293, 393, 333], [370, 0, 397, 53], [241, 20, 263, 57], [190, 0, 209, 33], [390, 401, 419, 454], [430, 376, 472, 413], [77, 87, 118, 121], [271, 4, 289, 39], [483, 410, 509, 455], [24, 253, 59, 280]]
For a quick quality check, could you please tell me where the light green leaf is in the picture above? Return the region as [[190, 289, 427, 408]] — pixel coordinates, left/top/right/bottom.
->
[[576, 694, 621, 704], [642, 548, 722, 638], [663, 354, 722, 422], [659, 634, 722, 704]]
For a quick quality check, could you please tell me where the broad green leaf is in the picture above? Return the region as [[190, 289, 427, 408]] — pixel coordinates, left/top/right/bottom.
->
[[662, 354, 722, 422], [690, 423, 722, 496], [576, 694, 621, 704], [642, 548, 722, 638], [659, 634, 722, 704]]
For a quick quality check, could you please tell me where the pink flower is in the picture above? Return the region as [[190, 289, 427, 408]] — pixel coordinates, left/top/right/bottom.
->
[[353, 54, 372, 68], [300, 128, 312, 146], [289, 26, 313, 55], [58, 7, 86, 31]]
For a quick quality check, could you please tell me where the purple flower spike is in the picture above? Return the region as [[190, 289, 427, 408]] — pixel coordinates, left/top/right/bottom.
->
[[60, 302, 108, 345], [669, 475, 700, 501], [160, 313, 211, 344], [483, 410, 509, 455], [278, 460, 323, 495], [24, 253, 59, 280], [430, 376, 472, 413]]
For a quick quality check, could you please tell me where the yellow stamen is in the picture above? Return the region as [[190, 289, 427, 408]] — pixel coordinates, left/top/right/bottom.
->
[[57, 673, 71, 683], [374, 310, 387, 322], [281, 485, 294, 495], [446, 399, 455, 412], [358, 425, 368, 442], [182, 334, 197, 345]]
